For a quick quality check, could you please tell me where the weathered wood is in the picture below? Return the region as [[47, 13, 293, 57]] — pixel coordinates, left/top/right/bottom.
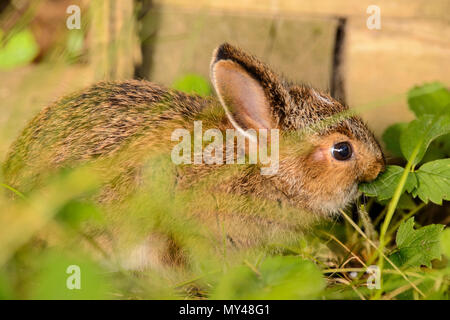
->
[[143, 8, 338, 91], [156, 0, 450, 21], [88, 0, 140, 80], [346, 18, 450, 136], [151, 0, 450, 138]]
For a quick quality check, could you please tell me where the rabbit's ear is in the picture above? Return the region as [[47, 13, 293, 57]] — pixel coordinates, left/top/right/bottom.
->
[[211, 59, 273, 133], [210, 43, 290, 135]]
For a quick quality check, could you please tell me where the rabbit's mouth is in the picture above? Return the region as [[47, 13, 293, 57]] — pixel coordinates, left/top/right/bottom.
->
[[315, 183, 359, 216]]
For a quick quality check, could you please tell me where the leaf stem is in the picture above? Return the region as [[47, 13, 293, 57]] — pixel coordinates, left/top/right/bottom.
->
[[0, 183, 26, 199]]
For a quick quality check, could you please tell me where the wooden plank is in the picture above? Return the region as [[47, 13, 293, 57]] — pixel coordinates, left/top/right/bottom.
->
[[89, 0, 140, 80], [0, 65, 94, 156], [144, 8, 338, 90], [346, 18, 450, 137], [156, 0, 450, 21]]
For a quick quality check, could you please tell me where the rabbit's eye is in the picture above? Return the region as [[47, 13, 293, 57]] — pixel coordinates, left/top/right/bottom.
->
[[331, 142, 352, 161]]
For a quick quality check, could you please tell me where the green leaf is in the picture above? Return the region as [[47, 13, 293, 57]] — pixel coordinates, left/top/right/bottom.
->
[[0, 28, 39, 70], [441, 228, 450, 258], [359, 165, 417, 200], [408, 82, 450, 117], [56, 199, 103, 228], [420, 142, 447, 164], [400, 114, 450, 166], [382, 123, 408, 158], [433, 133, 450, 156], [413, 159, 450, 204], [390, 218, 444, 268], [66, 29, 84, 62], [212, 256, 324, 299], [30, 251, 112, 300], [172, 74, 211, 97], [376, 193, 416, 210], [0, 271, 13, 299]]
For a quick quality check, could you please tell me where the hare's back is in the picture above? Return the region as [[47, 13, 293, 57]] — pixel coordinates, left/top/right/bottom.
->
[[2, 80, 195, 192]]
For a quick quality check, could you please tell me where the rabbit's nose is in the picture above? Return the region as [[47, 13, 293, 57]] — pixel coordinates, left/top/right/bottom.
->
[[361, 160, 384, 182]]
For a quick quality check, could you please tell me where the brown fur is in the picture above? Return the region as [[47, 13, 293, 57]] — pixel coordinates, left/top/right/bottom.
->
[[2, 43, 385, 269]]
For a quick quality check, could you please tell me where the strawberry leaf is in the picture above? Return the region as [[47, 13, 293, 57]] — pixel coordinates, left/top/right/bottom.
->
[[400, 114, 450, 166], [359, 165, 417, 200], [412, 159, 450, 204], [390, 218, 444, 268], [382, 123, 408, 158], [408, 82, 450, 117]]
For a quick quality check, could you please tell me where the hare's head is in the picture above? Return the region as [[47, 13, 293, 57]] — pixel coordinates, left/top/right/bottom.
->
[[210, 43, 385, 216]]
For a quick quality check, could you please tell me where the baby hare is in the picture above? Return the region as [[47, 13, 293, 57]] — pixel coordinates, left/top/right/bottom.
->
[[3, 43, 385, 265]]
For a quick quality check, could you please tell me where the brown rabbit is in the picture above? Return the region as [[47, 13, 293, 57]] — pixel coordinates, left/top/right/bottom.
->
[[3, 43, 385, 269]]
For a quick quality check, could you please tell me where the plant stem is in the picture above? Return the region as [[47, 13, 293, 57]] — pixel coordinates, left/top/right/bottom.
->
[[0, 183, 26, 199], [366, 201, 424, 269], [387, 202, 426, 238], [339, 209, 424, 298], [374, 143, 421, 299]]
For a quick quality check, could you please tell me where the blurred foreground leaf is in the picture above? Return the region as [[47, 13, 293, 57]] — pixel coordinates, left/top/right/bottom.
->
[[65, 29, 84, 62], [0, 271, 13, 299], [212, 256, 324, 299], [30, 251, 112, 300], [441, 228, 450, 258], [172, 74, 211, 97], [0, 28, 39, 70], [56, 199, 103, 228], [0, 166, 100, 266]]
